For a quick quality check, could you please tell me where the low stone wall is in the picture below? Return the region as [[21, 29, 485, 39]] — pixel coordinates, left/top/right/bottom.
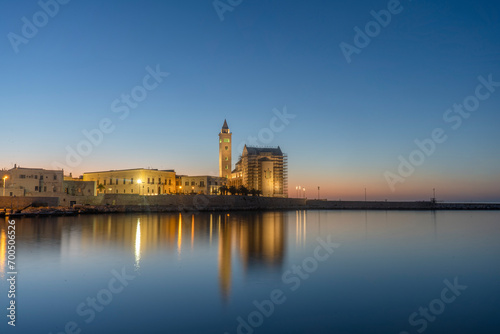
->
[[4, 194, 498, 213], [0, 196, 59, 210], [79, 194, 307, 211]]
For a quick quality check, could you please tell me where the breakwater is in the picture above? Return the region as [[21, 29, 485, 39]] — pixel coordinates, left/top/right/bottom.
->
[[1, 194, 499, 216]]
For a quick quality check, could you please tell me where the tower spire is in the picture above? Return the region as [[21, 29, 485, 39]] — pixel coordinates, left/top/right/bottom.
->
[[222, 119, 229, 130]]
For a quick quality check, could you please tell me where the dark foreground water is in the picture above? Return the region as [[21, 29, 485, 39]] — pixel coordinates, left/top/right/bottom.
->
[[0, 210, 499, 334]]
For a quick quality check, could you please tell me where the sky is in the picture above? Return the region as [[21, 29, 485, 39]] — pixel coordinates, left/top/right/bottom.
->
[[0, 0, 499, 201]]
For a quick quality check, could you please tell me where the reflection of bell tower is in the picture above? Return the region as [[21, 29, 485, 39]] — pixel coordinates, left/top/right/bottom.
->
[[218, 215, 232, 302], [219, 119, 232, 179]]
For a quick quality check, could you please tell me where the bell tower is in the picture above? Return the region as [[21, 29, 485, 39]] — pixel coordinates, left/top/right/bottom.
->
[[219, 119, 232, 179]]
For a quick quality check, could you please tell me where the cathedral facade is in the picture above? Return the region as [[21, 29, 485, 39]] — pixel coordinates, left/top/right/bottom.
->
[[219, 120, 288, 198]]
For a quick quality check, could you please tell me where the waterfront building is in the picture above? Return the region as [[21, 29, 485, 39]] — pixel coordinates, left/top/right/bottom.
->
[[178, 175, 226, 195], [220, 120, 288, 197], [63, 174, 96, 196], [1, 165, 63, 196], [82, 168, 176, 195]]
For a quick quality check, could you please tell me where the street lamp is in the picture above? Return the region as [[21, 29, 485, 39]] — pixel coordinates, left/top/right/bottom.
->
[[2, 176, 8, 197], [303, 188, 306, 199], [137, 179, 142, 195]]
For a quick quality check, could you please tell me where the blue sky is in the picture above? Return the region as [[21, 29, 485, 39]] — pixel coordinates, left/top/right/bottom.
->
[[1, 0, 499, 201]]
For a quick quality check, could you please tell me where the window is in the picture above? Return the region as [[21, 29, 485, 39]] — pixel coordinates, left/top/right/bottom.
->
[[225, 157, 228, 161], [131, 189, 134, 193], [200, 181, 205, 187], [20, 175, 26, 179], [35, 175, 38, 179], [185, 181, 189, 186], [219, 139, 222, 143], [225, 165, 228, 169], [104, 180, 106, 185], [54, 175, 57, 180], [148, 178, 150, 184], [191, 181, 195, 186], [159, 178, 161, 184], [123, 179, 126, 185], [110, 178, 113, 185], [224, 138, 230, 143], [44, 186, 47, 192], [116, 179, 118, 185], [131, 178, 134, 184], [169, 179, 172, 185], [225, 146, 228, 150], [35, 186, 39, 191]]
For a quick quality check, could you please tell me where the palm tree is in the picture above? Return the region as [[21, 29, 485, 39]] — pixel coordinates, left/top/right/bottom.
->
[[97, 183, 105, 194], [219, 185, 229, 195], [238, 185, 249, 196], [228, 186, 238, 195]]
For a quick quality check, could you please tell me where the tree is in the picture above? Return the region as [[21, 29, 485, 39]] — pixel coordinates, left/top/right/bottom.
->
[[219, 185, 228, 195], [228, 186, 238, 195], [250, 189, 257, 196], [97, 184, 105, 194], [238, 185, 249, 196]]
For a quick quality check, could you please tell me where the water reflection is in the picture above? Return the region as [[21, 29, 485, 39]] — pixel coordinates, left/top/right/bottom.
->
[[0, 228, 5, 280], [134, 219, 141, 270], [0, 212, 285, 300]]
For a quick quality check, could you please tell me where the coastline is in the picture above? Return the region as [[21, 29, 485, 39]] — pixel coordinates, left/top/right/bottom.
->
[[1, 195, 499, 217]]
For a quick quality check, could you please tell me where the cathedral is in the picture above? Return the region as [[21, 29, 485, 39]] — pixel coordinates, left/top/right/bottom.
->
[[219, 120, 288, 198]]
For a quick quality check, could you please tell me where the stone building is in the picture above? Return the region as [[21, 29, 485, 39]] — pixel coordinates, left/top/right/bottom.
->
[[82, 168, 176, 195], [220, 120, 288, 197], [63, 174, 96, 196], [1, 166, 63, 196], [178, 175, 226, 195]]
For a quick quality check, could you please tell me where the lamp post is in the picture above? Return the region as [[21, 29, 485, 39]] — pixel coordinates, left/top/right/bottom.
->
[[295, 186, 298, 198], [303, 188, 306, 199], [2, 176, 8, 197], [137, 179, 142, 195], [318, 186, 320, 200]]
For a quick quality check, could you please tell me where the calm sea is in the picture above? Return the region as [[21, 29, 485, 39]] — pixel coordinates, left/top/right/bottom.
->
[[1, 210, 499, 334]]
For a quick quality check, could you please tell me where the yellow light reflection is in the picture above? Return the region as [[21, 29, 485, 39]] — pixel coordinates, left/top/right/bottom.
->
[[0, 228, 6, 279], [210, 214, 213, 246], [177, 213, 182, 256], [191, 214, 195, 250], [134, 219, 141, 270]]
